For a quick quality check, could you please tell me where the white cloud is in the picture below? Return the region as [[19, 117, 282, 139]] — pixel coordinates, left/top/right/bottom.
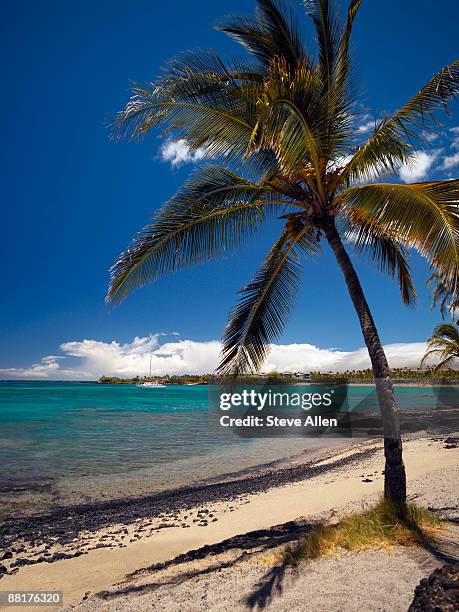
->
[[440, 152, 459, 170], [421, 130, 441, 143], [0, 335, 429, 380], [0, 355, 92, 380], [356, 119, 375, 134], [160, 139, 208, 166], [398, 150, 439, 182], [448, 127, 459, 150], [263, 342, 428, 373]]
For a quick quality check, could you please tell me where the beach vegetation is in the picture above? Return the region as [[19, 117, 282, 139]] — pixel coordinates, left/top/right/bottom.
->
[[281, 498, 442, 565], [107, 0, 459, 513]]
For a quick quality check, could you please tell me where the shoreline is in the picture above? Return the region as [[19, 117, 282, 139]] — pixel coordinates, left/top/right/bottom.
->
[[0, 436, 457, 608], [0, 440, 369, 550]]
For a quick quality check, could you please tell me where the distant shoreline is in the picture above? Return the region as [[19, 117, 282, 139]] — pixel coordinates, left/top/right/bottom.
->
[[2, 379, 459, 386]]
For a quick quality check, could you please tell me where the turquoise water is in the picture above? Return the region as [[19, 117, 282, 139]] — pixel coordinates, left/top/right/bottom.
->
[[0, 381, 454, 516]]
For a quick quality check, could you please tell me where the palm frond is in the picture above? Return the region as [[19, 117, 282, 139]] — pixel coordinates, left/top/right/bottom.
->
[[338, 181, 459, 289], [421, 322, 458, 372], [162, 49, 265, 87], [106, 167, 288, 304], [430, 322, 459, 343], [111, 55, 282, 176], [426, 271, 459, 318], [430, 355, 456, 373], [304, 0, 341, 91], [342, 59, 459, 182], [218, 228, 319, 375], [334, 0, 361, 93], [420, 349, 456, 372], [111, 84, 254, 160], [247, 58, 324, 179], [342, 207, 416, 306], [217, 0, 306, 69]]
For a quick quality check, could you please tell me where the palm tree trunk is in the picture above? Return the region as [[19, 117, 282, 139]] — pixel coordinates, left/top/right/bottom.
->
[[324, 218, 407, 512]]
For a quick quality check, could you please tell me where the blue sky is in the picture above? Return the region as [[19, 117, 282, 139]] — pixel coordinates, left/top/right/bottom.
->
[[1, 0, 459, 378]]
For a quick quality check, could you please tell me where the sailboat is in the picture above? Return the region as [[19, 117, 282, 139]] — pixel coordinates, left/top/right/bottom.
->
[[136, 354, 166, 388]]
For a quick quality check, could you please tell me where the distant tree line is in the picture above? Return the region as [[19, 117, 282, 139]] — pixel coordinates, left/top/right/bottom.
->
[[99, 368, 458, 385], [309, 368, 458, 382]]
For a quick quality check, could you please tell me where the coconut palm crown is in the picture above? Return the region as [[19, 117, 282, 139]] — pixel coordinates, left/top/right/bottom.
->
[[421, 323, 459, 373], [107, 0, 459, 510]]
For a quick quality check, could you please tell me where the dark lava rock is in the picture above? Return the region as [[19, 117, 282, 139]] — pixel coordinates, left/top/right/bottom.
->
[[362, 478, 373, 483], [409, 563, 458, 611], [1, 551, 12, 560], [0, 565, 7, 575], [11, 558, 36, 568], [444, 437, 458, 449], [46, 552, 71, 562]]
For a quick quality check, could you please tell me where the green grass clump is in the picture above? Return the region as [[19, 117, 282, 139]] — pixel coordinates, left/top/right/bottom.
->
[[281, 498, 441, 566]]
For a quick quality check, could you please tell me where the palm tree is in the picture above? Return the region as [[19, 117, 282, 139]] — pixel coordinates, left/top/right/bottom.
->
[[427, 271, 459, 318], [107, 0, 459, 513], [421, 323, 459, 373]]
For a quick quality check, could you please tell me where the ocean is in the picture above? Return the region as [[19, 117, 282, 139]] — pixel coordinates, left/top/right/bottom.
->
[[0, 381, 454, 518]]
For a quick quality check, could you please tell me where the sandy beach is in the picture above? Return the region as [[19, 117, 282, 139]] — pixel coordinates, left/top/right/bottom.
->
[[0, 435, 457, 610]]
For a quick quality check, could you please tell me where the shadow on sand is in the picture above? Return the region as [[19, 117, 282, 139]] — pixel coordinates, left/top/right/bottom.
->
[[95, 519, 316, 603], [94, 514, 458, 609]]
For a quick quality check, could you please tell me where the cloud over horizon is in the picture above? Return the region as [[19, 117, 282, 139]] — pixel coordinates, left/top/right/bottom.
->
[[0, 334, 428, 380]]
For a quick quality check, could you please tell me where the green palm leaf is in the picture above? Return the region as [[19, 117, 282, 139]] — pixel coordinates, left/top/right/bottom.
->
[[342, 207, 416, 306], [426, 271, 459, 317], [106, 167, 287, 304], [343, 59, 459, 182], [218, 228, 319, 375], [112, 87, 254, 161], [338, 181, 459, 288], [247, 58, 323, 175], [334, 0, 362, 93], [305, 0, 340, 92], [217, 0, 306, 69]]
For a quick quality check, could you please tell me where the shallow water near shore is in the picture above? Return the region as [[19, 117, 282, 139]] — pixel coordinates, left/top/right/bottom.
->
[[0, 381, 454, 517]]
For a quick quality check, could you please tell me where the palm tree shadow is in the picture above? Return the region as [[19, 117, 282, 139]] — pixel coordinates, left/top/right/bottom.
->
[[96, 520, 314, 604], [244, 559, 292, 610], [97, 553, 254, 601], [406, 518, 459, 565]]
